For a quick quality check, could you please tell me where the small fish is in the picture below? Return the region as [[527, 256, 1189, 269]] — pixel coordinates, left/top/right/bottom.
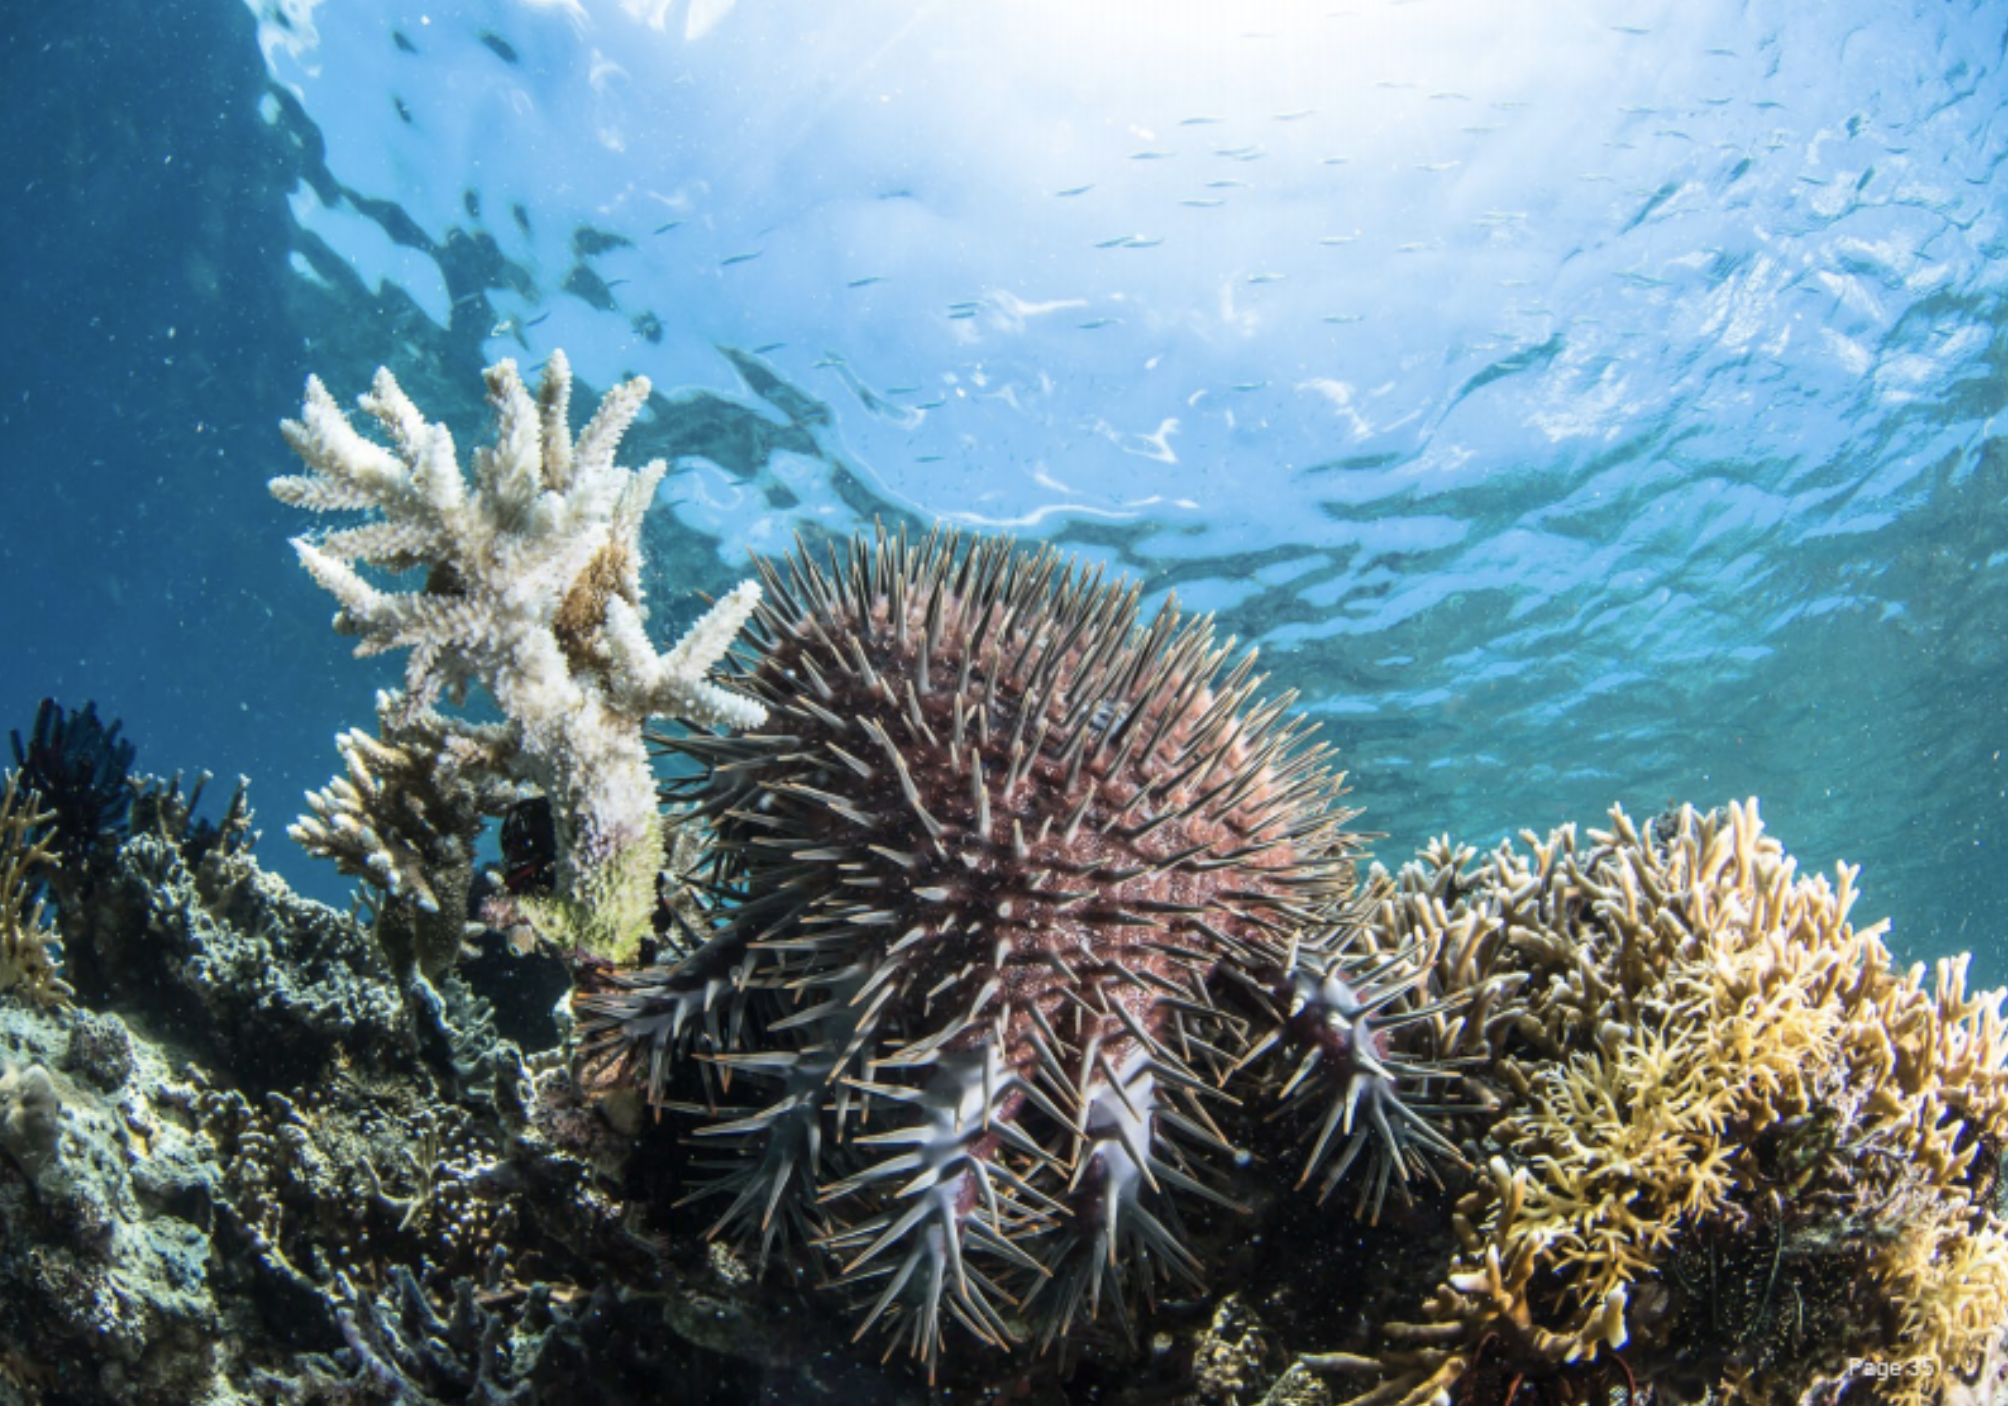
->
[[1207, 179, 1250, 189], [1123, 235, 1165, 249], [1095, 234, 1139, 249], [1077, 317, 1120, 330], [846, 275, 885, 288], [1215, 145, 1265, 160], [1130, 149, 1177, 160], [721, 251, 763, 267], [1181, 198, 1226, 208], [1054, 183, 1096, 197], [1179, 115, 1223, 126], [1319, 155, 1351, 165], [1272, 108, 1315, 121], [752, 342, 786, 355], [947, 308, 977, 320], [654, 220, 684, 234], [1318, 234, 1358, 245], [915, 454, 945, 464], [1231, 381, 1268, 392], [1321, 313, 1363, 324], [1246, 271, 1285, 284]]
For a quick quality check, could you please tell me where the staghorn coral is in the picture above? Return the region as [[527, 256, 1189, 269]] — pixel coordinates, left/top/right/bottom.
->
[[273, 350, 766, 963], [1313, 802, 2008, 1406], [128, 766, 259, 869], [0, 770, 71, 1008], [290, 691, 526, 983], [575, 524, 1484, 1375]]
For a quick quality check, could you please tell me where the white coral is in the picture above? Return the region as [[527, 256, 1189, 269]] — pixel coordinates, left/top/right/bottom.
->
[[274, 351, 766, 960]]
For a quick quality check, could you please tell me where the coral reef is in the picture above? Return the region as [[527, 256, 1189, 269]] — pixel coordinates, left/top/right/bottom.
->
[[0, 771, 71, 1009], [1309, 802, 2008, 1406], [575, 525, 1480, 1373], [0, 802, 921, 1404], [273, 350, 766, 963], [0, 1004, 232, 1403], [5, 492, 2004, 1404]]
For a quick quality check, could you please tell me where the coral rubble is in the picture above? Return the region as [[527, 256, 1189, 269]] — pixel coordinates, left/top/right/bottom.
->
[[273, 350, 766, 963]]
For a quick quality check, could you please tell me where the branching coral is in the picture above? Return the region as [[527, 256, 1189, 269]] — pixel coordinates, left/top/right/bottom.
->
[[1315, 802, 2008, 1406], [273, 351, 767, 962], [0, 771, 72, 1008], [291, 692, 525, 982]]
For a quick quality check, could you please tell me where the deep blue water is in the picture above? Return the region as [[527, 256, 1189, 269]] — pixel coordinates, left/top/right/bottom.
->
[[5, 0, 2006, 980]]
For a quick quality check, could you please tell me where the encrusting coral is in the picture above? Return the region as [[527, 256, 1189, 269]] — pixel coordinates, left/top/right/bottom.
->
[[272, 350, 767, 963], [1313, 802, 2008, 1406]]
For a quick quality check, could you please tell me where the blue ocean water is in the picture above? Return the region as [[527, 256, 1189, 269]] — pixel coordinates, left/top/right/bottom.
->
[[4, 0, 2005, 979]]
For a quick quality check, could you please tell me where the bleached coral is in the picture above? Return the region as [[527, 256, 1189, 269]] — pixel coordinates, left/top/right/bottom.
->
[[274, 351, 766, 961]]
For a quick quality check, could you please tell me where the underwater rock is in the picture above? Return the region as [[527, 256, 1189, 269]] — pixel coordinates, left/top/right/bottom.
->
[[0, 1003, 228, 1403], [1192, 1294, 1293, 1404]]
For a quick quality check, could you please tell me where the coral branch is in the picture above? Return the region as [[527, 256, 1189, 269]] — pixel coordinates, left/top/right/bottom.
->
[[275, 352, 767, 961]]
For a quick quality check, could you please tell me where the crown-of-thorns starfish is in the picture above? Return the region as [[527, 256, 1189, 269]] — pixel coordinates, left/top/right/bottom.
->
[[576, 524, 1476, 1376]]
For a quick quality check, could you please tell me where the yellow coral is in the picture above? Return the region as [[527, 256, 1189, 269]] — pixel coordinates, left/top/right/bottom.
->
[[1872, 1198, 2008, 1406], [1320, 799, 2008, 1406], [0, 772, 71, 1008]]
